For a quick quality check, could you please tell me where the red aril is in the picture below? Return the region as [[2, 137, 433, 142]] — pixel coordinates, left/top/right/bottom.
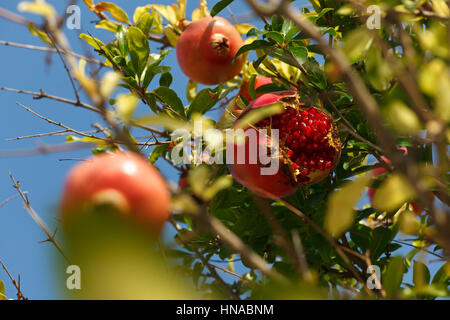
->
[[228, 91, 341, 199]]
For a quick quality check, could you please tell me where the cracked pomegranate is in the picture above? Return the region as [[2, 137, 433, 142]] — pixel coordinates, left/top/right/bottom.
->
[[229, 91, 341, 199], [60, 152, 171, 234], [176, 16, 245, 85]]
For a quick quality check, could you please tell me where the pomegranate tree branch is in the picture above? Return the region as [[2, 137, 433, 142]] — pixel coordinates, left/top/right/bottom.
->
[[0, 40, 105, 66], [0, 260, 27, 300], [8, 173, 71, 264]]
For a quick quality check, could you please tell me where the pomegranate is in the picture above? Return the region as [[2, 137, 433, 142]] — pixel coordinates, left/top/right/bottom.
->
[[60, 152, 171, 233], [176, 16, 245, 85], [238, 76, 273, 104], [228, 91, 341, 199], [368, 147, 428, 214]]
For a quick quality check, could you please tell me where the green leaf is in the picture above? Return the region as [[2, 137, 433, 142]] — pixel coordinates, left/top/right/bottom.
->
[[341, 28, 373, 64], [432, 263, 450, 285], [127, 26, 150, 75], [136, 12, 154, 36], [234, 40, 272, 60], [187, 86, 222, 118], [159, 72, 173, 87], [287, 43, 308, 66], [140, 50, 171, 89], [413, 261, 431, 287], [370, 227, 395, 261], [153, 87, 185, 118], [149, 144, 169, 164], [265, 31, 284, 45], [325, 174, 371, 237], [133, 4, 152, 23], [211, 0, 234, 17], [383, 256, 405, 296], [247, 74, 257, 101], [116, 25, 128, 57]]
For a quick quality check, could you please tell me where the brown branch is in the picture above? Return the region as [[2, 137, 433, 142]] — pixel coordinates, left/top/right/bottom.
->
[[0, 40, 105, 66], [0, 7, 29, 25], [0, 260, 27, 300], [9, 173, 71, 264], [0, 142, 94, 158], [0, 87, 100, 113]]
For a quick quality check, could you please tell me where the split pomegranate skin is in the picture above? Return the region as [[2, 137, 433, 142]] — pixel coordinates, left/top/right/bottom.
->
[[176, 16, 245, 85], [60, 152, 171, 234], [228, 91, 341, 199]]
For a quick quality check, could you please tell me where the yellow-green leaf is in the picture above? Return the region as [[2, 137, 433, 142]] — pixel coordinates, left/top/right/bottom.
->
[[164, 25, 180, 47], [149, 10, 164, 34], [233, 102, 284, 130], [133, 4, 152, 24], [66, 135, 106, 145], [79, 33, 105, 50], [95, 19, 119, 33], [386, 100, 421, 134], [27, 23, 52, 46], [152, 4, 178, 25], [418, 59, 446, 96], [116, 94, 139, 120], [234, 23, 255, 35], [373, 173, 416, 212], [325, 174, 371, 237], [435, 71, 450, 122], [18, 1, 56, 19], [203, 175, 232, 201], [189, 165, 210, 197], [192, 0, 210, 21], [95, 2, 130, 23], [136, 114, 189, 132], [341, 28, 373, 63], [100, 71, 121, 98], [186, 80, 198, 103]]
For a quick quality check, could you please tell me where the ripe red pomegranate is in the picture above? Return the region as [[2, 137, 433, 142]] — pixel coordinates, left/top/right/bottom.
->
[[228, 91, 341, 199], [60, 152, 171, 233], [176, 16, 245, 85], [368, 147, 427, 214], [238, 76, 273, 103]]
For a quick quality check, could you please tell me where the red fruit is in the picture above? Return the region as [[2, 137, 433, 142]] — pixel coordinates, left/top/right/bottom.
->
[[60, 152, 171, 233], [238, 76, 273, 104], [228, 91, 341, 199], [176, 16, 245, 85]]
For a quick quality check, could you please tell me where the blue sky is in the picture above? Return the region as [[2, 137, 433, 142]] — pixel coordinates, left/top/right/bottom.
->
[[0, 0, 445, 299]]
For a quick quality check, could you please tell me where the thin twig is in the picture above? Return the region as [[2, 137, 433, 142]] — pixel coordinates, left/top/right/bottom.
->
[[0, 40, 104, 65], [0, 260, 27, 300], [8, 173, 71, 264]]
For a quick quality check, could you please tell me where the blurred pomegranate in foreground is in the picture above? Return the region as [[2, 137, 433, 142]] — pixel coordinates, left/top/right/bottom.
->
[[60, 152, 171, 234]]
